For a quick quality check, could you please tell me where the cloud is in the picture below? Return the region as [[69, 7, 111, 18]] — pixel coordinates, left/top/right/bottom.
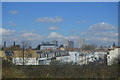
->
[[36, 16, 63, 23], [21, 32, 43, 41], [65, 36, 80, 40], [81, 31, 118, 38], [48, 26, 59, 31], [20, 31, 81, 42], [2, 21, 118, 46], [1, 28, 16, 43], [81, 22, 118, 37], [1, 29, 83, 47], [47, 32, 81, 45], [48, 32, 81, 41], [9, 10, 19, 14], [89, 22, 116, 31], [86, 37, 118, 45], [80, 22, 118, 45], [48, 32, 64, 38], [8, 21, 16, 27], [0, 28, 15, 36], [95, 31, 118, 37]]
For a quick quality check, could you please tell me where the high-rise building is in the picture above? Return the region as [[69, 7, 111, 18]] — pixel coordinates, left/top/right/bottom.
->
[[51, 40, 58, 46], [64, 40, 74, 48], [64, 39, 69, 48], [78, 38, 85, 49], [4, 42, 6, 48], [69, 41, 74, 48], [13, 41, 15, 46]]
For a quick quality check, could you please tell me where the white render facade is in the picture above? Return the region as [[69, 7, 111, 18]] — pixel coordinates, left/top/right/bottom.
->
[[12, 50, 111, 65], [41, 45, 58, 50], [12, 58, 39, 65], [56, 51, 107, 65], [107, 48, 119, 65], [56, 56, 71, 62]]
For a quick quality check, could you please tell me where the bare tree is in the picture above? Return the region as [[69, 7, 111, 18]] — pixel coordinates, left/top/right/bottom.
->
[[81, 44, 97, 51], [21, 41, 31, 65]]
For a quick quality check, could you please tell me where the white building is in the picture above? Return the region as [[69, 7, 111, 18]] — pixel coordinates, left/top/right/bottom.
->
[[78, 52, 86, 65], [38, 58, 51, 65], [57, 51, 94, 65], [56, 51, 81, 64], [69, 52, 79, 63], [40, 42, 58, 50], [64, 40, 74, 48], [51, 40, 58, 45], [12, 57, 52, 65], [56, 56, 71, 62], [107, 48, 119, 65], [68, 51, 88, 65], [12, 58, 39, 65], [12, 51, 109, 65], [87, 52, 94, 62]]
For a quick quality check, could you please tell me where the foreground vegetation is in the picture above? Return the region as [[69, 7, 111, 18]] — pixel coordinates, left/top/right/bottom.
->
[[2, 60, 120, 79]]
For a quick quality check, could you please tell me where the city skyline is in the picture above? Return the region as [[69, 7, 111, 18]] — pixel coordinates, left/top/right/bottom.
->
[[1, 2, 118, 47]]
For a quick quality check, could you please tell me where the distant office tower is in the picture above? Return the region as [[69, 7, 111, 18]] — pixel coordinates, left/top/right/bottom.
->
[[78, 38, 85, 49], [51, 40, 58, 46], [4, 42, 6, 48], [64, 39, 69, 48], [69, 41, 74, 48], [64, 40, 74, 48], [13, 41, 15, 46]]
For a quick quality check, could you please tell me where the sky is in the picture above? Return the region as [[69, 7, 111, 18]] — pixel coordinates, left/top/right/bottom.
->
[[1, 2, 118, 48], [1, 0, 120, 2]]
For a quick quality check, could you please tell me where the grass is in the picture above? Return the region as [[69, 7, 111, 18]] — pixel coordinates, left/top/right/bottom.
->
[[2, 60, 120, 79]]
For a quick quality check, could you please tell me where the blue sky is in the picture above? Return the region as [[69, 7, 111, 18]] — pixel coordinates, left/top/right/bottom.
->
[[2, 0, 120, 2], [1, 2, 118, 47]]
